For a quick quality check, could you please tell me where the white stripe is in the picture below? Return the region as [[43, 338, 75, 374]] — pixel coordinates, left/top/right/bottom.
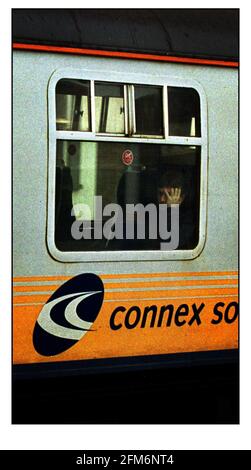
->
[[13, 291, 55, 297]]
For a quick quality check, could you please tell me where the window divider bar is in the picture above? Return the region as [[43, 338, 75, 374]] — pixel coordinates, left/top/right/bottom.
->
[[128, 85, 136, 136], [124, 85, 129, 136], [55, 130, 203, 146], [90, 80, 95, 133], [163, 85, 169, 139], [131, 85, 136, 135]]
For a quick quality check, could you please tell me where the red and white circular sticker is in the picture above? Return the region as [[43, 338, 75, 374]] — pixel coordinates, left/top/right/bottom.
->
[[122, 149, 134, 166]]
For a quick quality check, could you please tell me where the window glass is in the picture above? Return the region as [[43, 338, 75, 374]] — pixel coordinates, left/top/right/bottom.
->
[[95, 82, 125, 134], [55, 141, 200, 252], [168, 87, 201, 137], [134, 85, 163, 136], [56, 79, 91, 131]]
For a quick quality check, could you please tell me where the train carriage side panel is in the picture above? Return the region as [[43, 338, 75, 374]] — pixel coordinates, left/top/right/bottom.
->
[[13, 50, 238, 369]]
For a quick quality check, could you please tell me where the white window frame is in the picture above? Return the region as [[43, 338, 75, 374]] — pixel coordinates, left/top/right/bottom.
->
[[47, 68, 208, 263]]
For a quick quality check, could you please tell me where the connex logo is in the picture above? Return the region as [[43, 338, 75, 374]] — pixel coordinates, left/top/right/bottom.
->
[[33, 273, 104, 356]]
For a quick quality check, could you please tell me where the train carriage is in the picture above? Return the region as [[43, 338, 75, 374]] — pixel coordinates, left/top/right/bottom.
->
[[12, 9, 239, 423]]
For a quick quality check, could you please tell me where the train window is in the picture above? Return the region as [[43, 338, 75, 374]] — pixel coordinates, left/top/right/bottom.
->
[[49, 71, 206, 261], [54, 141, 200, 253], [134, 85, 163, 136], [168, 87, 201, 137], [56, 79, 91, 131], [95, 82, 125, 134]]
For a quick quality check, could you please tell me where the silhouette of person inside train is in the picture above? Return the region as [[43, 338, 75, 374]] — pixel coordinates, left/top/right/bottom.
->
[[157, 170, 198, 249], [107, 162, 198, 251], [106, 162, 159, 250], [55, 157, 75, 245]]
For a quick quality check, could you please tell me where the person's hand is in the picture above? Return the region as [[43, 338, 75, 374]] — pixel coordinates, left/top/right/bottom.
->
[[159, 187, 184, 206]]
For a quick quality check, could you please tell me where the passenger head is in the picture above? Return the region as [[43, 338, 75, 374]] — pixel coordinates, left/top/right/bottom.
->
[[158, 171, 185, 205]]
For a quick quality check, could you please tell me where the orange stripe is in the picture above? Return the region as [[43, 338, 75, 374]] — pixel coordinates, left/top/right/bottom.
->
[[101, 271, 238, 279], [13, 295, 50, 304], [105, 279, 238, 289], [13, 287, 238, 304], [103, 288, 238, 300], [13, 275, 70, 283], [14, 284, 63, 293], [13, 278, 238, 293], [12, 43, 239, 68], [13, 271, 238, 283]]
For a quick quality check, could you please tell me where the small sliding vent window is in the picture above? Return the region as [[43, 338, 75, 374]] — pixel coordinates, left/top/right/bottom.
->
[[56, 79, 91, 132], [134, 85, 163, 136], [55, 80, 201, 139], [95, 82, 125, 134], [168, 87, 201, 137]]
